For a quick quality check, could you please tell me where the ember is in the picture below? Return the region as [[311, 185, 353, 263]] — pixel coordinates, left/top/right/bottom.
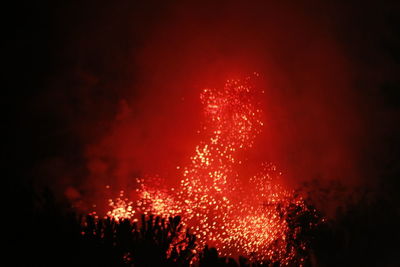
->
[[97, 74, 315, 264]]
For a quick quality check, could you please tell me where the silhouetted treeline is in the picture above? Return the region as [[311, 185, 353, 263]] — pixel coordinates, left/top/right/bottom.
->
[[299, 179, 400, 266], [7, 183, 400, 266], [81, 214, 196, 266]]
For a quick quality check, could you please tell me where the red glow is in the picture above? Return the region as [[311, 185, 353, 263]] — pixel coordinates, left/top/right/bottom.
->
[[93, 74, 311, 263]]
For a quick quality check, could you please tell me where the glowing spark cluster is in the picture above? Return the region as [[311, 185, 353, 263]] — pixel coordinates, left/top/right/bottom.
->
[[103, 190, 135, 220], [135, 177, 181, 217], [97, 74, 313, 264]]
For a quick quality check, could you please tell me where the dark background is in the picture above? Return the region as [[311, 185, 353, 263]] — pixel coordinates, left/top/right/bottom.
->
[[7, 0, 400, 203], [5, 0, 400, 265]]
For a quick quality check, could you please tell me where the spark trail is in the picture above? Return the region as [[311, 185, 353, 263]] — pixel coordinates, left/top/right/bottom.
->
[[97, 74, 313, 264]]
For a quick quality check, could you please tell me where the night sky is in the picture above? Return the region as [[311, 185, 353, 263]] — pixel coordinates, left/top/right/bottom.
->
[[6, 1, 400, 261]]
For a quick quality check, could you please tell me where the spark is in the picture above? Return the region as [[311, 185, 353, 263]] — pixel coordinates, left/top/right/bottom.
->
[[96, 74, 315, 264]]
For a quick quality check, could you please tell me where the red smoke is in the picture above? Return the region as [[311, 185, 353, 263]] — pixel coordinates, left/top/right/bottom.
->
[[88, 76, 316, 263], [73, 2, 364, 215]]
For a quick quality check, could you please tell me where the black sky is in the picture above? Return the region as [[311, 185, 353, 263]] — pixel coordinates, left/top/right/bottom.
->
[[6, 1, 400, 211]]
